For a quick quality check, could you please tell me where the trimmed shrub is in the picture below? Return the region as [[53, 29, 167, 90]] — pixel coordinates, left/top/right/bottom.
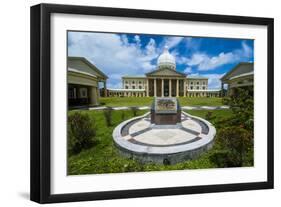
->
[[205, 111, 216, 121], [68, 112, 96, 155], [215, 126, 253, 167], [103, 107, 113, 126], [227, 87, 254, 130], [121, 111, 126, 121], [209, 150, 230, 168], [131, 107, 139, 117]]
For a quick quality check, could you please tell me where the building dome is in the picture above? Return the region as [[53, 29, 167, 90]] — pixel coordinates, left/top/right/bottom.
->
[[157, 46, 176, 70]]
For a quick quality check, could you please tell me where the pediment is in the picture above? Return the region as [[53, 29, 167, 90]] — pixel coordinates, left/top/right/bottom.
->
[[146, 68, 186, 77]]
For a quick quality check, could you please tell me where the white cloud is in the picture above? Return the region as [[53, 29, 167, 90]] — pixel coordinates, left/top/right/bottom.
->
[[68, 33, 252, 89], [206, 73, 225, 89], [184, 37, 201, 51], [68, 32, 159, 88], [184, 67, 192, 74], [106, 82, 122, 89], [104, 74, 123, 89], [179, 41, 253, 71], [177, 56, 189, 65], [191, 52, 236, 70], [240, 41, 253, 58], [144, 38, 157, 58], [134, 35, 141, 47], [164, 37, 184, 49]]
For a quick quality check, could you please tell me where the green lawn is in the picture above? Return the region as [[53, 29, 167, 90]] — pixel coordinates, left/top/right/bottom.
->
[[180, 97, 223, 106], [99, 97, 223, 107], [186, 110, 233, 122], [68, 109, 233, 175]]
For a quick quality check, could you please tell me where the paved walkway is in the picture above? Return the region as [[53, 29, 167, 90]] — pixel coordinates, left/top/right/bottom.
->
[[89, 105, 230, 111], [112, 111, 216, 164]]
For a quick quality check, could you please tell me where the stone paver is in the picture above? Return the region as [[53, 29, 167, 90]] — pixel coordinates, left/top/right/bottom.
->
[[129, 119, 151, 134], [133, 128, 196, 146], [181, 119, 202, 132], [112, 111, 216, 164]]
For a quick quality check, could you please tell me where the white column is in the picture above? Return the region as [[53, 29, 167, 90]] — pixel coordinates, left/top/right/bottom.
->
[[154, 78, 157, 97], [176, 79, 179, 97], [161, 78, 164, 97], [89, 87, 98, 105], [169, 79, 172, 97], [104, 81, 107, 97], [146, 79, 149, 97], [97, 82, 100, 98], [183, 79, 186, 97]]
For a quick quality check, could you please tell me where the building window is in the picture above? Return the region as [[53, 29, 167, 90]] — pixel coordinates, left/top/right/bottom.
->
[[132, 86, 135, 89], [79, 88, 88, 98], [202, 86, 206, 90], [125, 86, 128, 89], [197, 86, 199, 90], [203, 82, 206, 85], [191, 82, 193, 85], [139, 86, 142, 89], [125, 81, 128, 84], [197, 82, 199, 85], [68, 88, 76, 99], [139, 81, 142, 84], [190, 86, 193, 90], [132, 81, 135, 84]]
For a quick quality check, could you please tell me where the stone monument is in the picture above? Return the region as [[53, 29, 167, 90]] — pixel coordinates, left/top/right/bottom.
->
[[113, 96, 216, 164], [150, 97, 181, 125]]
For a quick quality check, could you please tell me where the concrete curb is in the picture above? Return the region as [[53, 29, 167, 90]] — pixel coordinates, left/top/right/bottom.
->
[[112, 112, 216, 164], [89, 105, 229, 111]]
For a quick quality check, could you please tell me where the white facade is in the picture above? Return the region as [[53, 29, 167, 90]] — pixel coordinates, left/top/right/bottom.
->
[[186, 78, 208, 91], [108, 47, 220, 97], [122, 78, 147, 90]]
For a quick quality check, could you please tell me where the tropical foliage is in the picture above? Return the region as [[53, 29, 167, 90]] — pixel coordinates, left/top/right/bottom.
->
[[210, 87, 254, 167], [67, 89, 254, 174], [68, 112, 96, 156]]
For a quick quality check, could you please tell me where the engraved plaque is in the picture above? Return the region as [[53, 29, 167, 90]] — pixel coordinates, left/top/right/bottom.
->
[[155, 97, 177, 114]]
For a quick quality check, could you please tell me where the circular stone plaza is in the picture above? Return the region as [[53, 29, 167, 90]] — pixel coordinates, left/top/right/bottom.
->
[[113, 106, 216, 165]]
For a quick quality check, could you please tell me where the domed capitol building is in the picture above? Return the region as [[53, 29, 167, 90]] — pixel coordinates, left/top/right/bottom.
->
[[108, 46, 220, 98]]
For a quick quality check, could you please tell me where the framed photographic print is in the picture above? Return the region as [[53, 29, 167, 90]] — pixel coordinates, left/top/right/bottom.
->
[[30, 3, 274, 203]]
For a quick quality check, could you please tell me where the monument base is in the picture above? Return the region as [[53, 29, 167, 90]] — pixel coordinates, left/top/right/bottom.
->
[[150, 97, 181, 125], [112, 111, 216, 164]]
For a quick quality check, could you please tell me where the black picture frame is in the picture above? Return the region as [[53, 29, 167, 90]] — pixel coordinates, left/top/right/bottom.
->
[[30, 3, 274, 204]]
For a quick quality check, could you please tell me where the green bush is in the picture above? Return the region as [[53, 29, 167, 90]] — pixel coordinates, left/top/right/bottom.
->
[[131, 107, 139, 117], [215, 126, 253, 167], [205, 111, 216, 121], [103, 107, 113, 126], [68, 112, 96, 155], [226, 87, 254, 130], [209, 150, 230, 168], [121, 111, 126, 121]]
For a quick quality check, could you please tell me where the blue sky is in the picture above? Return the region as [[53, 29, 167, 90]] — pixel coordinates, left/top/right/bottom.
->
[[68, 31, 254, 89]]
